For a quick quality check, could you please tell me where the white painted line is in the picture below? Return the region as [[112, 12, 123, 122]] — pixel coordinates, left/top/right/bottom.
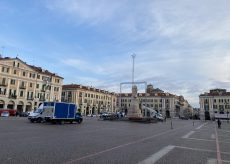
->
[[219, 140, 230, 144], [174, 145, 230, 155], [175, 145, 216, 153], [186, 137, 215, 142], [138, 145, 175, 164], [222, 160, 230, 163], [211, 134, 216, 139], [207, 158, 217, 164], [215, 126, 222, 164], [196, 122, 208, 130], [63, 124, 192, 164], [218, 129, 230, 133], [182, 131, 195, 138]]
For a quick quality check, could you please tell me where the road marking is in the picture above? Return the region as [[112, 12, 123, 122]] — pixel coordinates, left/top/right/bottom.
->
[[207, 158, 217, 164], [215, 126, 222, 164], [186, 137, 215, 142], [211, 134, 216, 139], [174, 145, 216, 153], [218, 129, 230, 133], [174, 145, 230, 155], [63, 124, 191, 164], [207, 159, 230, 164], [222, 160, 230, 163], [196, 122, 208, 130], [182, 131, 195, 138], [138, 145, 175, 164]]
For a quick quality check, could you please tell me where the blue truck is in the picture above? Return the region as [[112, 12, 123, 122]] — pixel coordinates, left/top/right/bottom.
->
[[38, 102, 82, 124]]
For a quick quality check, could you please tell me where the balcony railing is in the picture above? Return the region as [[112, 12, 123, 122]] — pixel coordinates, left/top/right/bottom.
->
[[0, 91, 6, 95], [27, 97, 34, 101], [9, 95, 17, 99], [0, 82, 8, 87], [19, 85, 26, 89], [39, 98, 45, 101]]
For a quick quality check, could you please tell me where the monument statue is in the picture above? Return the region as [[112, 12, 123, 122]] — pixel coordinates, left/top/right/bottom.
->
[[127, 85, 142, 119]]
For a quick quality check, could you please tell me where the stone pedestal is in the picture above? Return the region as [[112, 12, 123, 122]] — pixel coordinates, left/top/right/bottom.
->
[[127, 85, 142, 119]]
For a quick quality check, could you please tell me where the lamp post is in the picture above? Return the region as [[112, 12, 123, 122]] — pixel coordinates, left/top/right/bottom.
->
[[131, 54, 136, 85], [192, 108, 194, 126]]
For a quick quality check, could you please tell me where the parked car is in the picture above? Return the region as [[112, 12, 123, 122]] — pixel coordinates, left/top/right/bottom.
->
[[1, 111, 9, 117], [19, 112, 29, 117], [0, 109, 16, 116]]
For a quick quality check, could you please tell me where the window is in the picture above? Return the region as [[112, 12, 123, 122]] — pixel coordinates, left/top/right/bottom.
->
[[17, 63, 20, 67], [23, 72, 26, 76], [13, 70, 17, 74], [37, 74, 40, 79], [1, 67, 9, 73], [36, 84, 39, 89], [2, 78, 6, 84], [20, 91, 24, 97], [30, 83, 33, 87], [10, 79, 16, 85]]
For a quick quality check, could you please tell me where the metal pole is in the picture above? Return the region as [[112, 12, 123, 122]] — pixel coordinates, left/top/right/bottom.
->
[[171, 117, 173, 129], [192, 108, 194, 126], [131, 54, 136, 85]]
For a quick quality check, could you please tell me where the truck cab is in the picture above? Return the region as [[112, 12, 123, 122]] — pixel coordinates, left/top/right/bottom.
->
[[28, 108, 43, 123]]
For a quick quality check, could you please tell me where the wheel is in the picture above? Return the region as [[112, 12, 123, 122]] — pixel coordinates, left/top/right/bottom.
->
[[77, 119, 82, 124], [37, 117, 42, 123], [30, 120, 34, 123]]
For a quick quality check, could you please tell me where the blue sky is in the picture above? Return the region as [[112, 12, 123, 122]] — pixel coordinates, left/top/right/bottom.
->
[[1, 0, 230, 107]]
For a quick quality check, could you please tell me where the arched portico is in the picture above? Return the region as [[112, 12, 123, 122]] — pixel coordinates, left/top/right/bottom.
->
[[7, 100, 15, 109], [0, 100, 5, 109], [26, 102, 32, 112], [17, 101, 24, 113]]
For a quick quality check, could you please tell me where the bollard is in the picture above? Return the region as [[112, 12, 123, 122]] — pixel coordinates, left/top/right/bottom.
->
[[171, 119, 173, 129]]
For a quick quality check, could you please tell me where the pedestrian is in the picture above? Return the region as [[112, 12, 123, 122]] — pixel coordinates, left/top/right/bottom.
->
[[217, 118, 221, 129]]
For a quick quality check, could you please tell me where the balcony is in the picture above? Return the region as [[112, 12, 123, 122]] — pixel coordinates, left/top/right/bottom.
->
[[19, 85, 26, 89], [0, 91, 6, 95], [39, 97, 45, 101], [9, 95, 17, 99], [41, 89, 46, 92], [27, 97, 34, 101], [0, 82, 8, 87]]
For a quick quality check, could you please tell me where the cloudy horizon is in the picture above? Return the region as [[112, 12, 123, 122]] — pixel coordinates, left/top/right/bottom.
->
[[1, 0, 230, 107]]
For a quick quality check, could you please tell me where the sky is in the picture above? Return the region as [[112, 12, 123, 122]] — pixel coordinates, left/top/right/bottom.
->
[[1, 0, 230, 107]]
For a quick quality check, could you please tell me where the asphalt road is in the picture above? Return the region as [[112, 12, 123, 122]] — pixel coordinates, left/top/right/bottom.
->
[[0, 117, 229, 164]]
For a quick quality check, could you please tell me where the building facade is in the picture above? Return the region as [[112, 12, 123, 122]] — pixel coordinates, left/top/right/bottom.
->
[[62, 84, 117, 115], [0, 57, 63, 112], [118, 84, 192, 118], [199, 89, 230, 120]]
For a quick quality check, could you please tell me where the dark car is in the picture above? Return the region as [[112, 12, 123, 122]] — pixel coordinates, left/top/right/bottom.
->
[[19, 112, 29, 117]]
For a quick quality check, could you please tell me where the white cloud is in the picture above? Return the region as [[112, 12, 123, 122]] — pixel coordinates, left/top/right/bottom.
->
[[45, 0, 230, 107]]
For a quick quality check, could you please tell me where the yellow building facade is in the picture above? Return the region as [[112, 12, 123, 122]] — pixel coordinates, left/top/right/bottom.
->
[[62, 84, 117, 115], [0, 57, 63, 112]]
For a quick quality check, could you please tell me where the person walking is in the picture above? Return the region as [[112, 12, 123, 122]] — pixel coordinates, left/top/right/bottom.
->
[[217, 118, 221, 129]]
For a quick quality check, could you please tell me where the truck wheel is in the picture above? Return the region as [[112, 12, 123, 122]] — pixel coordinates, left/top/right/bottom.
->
[[70, 121, 73, 124], [37, 117, 42, 123], [77, 119, 82, 124], [59, 120, 64, 125]]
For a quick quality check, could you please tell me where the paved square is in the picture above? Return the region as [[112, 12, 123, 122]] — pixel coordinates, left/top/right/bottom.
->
[[0, 117, 229, 164]]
